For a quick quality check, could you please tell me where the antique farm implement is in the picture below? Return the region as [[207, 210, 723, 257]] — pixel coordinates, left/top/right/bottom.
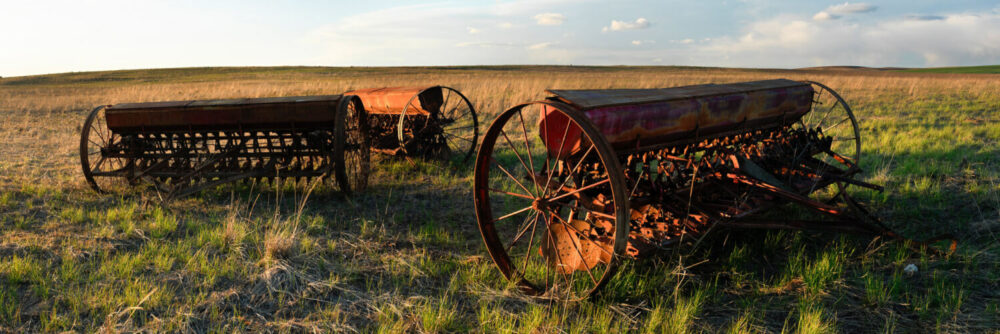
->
[[347, 86, 478, 162], [80, 95, 370, 198], [474, 79, 890, 299]]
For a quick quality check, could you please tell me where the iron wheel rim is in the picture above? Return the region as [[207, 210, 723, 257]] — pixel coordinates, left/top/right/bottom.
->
[[796, 81, 863, 200], [398, 86, 479, 163], [473, 101, 629, 301], [80, 105, 130, 194]]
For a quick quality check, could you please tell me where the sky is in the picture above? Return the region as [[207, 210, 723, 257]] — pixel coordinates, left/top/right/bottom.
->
[[1, 0, 998, 77]]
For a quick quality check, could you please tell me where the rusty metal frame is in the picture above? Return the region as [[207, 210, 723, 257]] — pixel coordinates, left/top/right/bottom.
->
[[349, 86, 479, 162], [79, 95, 370, 199], [473, 80, 921, 300]]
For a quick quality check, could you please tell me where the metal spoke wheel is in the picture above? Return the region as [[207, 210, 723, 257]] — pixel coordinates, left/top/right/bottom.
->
[[398, 86, 479, 163], [80, 105, 131, 193], [334, 96, 370, 195], [795, 81, 862, 200], [798, 81, 861, 169], [473, 101, 629, 301]]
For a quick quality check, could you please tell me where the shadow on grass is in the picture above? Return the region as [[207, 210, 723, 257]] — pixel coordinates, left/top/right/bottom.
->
[[1, 141, 997, 331]]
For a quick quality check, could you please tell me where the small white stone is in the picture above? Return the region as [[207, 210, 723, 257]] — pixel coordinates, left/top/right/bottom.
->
[[903, 263, 918, 275]]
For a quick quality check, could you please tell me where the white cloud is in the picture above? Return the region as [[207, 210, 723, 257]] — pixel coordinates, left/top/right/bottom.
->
[[303, 3, 585, 65], [812, 12, 838, 21], [826, 2, 877, 15], [631, 40, 655, 45], [534, 13, 565, 25], [528, 42, 554, 50], [813, 2, 876, 20], [699, 12, 1000, 67], [602, 18, 650, 32]]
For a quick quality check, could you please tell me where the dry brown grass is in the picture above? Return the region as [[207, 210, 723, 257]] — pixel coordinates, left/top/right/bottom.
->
[[1, 66, 995, 188], [2, 66, 997, 113]]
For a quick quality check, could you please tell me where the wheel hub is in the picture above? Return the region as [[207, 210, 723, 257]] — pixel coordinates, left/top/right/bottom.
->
[[531, 197, 550, 212]]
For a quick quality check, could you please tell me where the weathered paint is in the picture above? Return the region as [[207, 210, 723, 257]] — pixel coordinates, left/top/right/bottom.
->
[[539, 79, 813, 157], [104, 95, 346, 132], [346, 86, 443, 116]]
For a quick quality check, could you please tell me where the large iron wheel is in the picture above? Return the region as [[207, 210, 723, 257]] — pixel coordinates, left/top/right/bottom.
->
[[80, 105, 131, 193], [398, 86, 479, 163], [473, 101, 629, 300], [799, 81, 861, 171], [334, 96, 370, 195], [794, 81, 863, 202]]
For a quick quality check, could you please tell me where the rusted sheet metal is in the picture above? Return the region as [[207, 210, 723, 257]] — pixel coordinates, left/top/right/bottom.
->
[[539, 79, 813, 158], [346, 86, 442, 116], [105, 95, 345, 131], [542, 220, 614, 274]]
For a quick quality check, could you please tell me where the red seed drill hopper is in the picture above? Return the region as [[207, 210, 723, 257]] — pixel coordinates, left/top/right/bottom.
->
[[80, 95, 370, 198], [346, 86, 478, 162], [473, 79, 893, 300]]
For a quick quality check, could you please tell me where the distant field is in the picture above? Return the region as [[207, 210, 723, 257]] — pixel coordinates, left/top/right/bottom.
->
[[898, 65, 1000, 74], [1, 66, 998, 332]]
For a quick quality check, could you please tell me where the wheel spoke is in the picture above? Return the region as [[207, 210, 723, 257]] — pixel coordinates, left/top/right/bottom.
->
[[550, 212, 614, 257], [444, 124, 477, 131], [501, 129, 538, 196], [549, 145, 595, 198], [493, 205, 534, 223], [543, 219, 576, 290], [450, 109, 471, 122], [441, 89, 453, 117], [826, 116, 851, 130], [553, 215, 599, 286], [548, 178, 610, 203], [519, 212, 541, 276], [815, 102, 840, 130], [507, 211, 540, 252], [517, 110, 538, 197], [489, 187, 534, 200], [444, 101, 471, 120], [811, 89, 826, 127], [92, 124, 106, 143], [542, 113, 574, 198], [548, 199, 616, 220], [443, 133, 474, 143], [490, 158, 535, 197], [91, 156, 108, 171]]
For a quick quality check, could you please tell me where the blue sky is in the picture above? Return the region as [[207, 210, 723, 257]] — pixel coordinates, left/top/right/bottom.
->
[[1, 0, 998, 77]]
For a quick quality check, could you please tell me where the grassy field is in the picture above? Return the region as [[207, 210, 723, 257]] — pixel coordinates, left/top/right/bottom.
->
[[0, 66, 998, 332], [898, 65, 1000, 74]]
